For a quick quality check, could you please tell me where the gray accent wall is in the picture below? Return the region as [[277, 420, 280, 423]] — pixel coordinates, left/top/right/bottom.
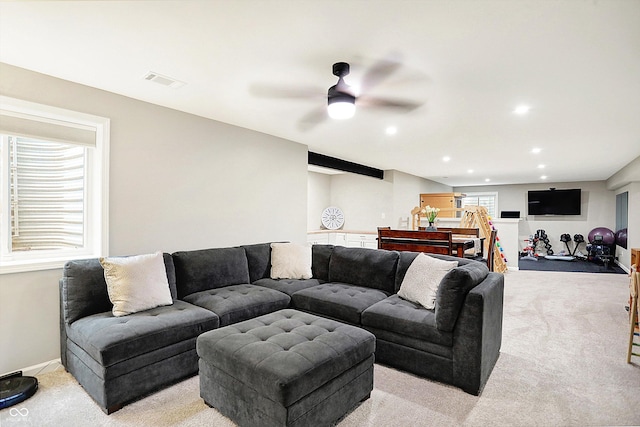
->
[[0, 63, 308, 374]]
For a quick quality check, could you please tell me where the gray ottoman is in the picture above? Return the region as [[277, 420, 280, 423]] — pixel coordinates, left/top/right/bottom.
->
[[196, 309, 375, 427]]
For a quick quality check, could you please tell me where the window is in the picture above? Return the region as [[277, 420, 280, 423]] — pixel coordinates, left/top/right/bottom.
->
[[462, 192, 498, 218], [0, 96, 109, 273]]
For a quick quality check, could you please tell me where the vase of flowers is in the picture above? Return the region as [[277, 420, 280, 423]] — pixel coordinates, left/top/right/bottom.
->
[[421, 205, 440, 231]]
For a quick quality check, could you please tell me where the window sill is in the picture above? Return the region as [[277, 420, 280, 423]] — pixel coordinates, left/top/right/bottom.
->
[[0, 256, 96, 275]]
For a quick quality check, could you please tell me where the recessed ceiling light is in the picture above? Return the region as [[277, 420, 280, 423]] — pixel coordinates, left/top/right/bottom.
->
[[531, 147, 541, 154], [385, 126, 397, 135], [442, 156, 451, 162], [514, 105, 530, 115], [467, 169, 474, 174], [538, 164, 545, 169], [541, 175, 547, 180], [485, 178, 491, 182]]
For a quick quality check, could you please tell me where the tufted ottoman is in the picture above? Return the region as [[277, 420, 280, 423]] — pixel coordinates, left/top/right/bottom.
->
[[196, 309, 375, 427]]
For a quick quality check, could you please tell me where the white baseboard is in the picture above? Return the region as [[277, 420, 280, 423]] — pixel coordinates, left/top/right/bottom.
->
[[2, 359, 64, 378], [616, 260, 630, 274]]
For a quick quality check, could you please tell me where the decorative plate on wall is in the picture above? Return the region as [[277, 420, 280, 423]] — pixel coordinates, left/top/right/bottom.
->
[[321, 206, 345, 230]]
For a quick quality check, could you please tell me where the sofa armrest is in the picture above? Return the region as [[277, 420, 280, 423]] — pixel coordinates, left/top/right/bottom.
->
[[451, 272, 504, 395]]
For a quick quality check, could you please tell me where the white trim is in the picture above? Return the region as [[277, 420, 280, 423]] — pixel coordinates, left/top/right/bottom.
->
[[1, 359, 63, 378], [0, 97, 109, 274], [0, 96, 105, 131]]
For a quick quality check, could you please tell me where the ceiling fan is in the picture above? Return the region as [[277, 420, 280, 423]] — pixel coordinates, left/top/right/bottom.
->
[[250, 57, 425, 130]]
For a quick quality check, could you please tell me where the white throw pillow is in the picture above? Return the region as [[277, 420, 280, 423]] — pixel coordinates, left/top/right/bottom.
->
[[398, 253, 458, 309], [270, 242, 313, 280], [100, 251, 173, 317]]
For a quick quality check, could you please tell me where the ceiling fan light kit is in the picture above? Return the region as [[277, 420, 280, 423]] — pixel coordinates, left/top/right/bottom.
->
[[327, 62, 356, 120], [327, 97, 355, 119]]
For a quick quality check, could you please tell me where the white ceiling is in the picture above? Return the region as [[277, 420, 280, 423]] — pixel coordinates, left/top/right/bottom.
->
[[1, 0, 639, 186]]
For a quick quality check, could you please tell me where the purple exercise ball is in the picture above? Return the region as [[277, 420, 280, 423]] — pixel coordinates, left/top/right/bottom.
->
[[615, 228, 628, 247], [588, 227, 615, 245]]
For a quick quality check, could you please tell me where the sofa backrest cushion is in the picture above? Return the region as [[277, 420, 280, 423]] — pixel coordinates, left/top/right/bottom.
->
[[395, 252, 475, 292], [172, 247, 250, 298], [328, 246, 398, 294], [435, 260, 489, 332], [395, 251, 489, 331], [243, 242, 272, 283], [62, 253, 176, 325], [311, 244, 334, 282]]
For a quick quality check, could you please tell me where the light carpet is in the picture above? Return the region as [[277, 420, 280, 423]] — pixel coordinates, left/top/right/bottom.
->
[[1, 270, 639, 426]]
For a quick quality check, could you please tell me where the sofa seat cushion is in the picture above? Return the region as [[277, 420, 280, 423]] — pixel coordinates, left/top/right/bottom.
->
[[253, 278, 321, 296], [361, 295, 453, 347], [291, 283, 389, 325], [183, 284, 290, 326], [66, 300, 219, 367], [196, 309, 375, 407]]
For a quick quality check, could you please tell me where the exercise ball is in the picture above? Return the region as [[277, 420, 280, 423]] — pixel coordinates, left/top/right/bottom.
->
[[588, 227, 615, 245], [615, 228, 628, 248]]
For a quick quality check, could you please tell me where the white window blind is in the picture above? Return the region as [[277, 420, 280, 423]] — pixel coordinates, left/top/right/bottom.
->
[[9, 136, 86, 251], [462, 193, 497, 218]]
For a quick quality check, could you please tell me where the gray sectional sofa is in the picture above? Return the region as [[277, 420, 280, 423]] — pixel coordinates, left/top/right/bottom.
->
[[59, 242, 504, 414]]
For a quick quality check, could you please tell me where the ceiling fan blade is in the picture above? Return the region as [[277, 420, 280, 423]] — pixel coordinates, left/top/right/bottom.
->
[[297, 107, 328, 131], [249, 83, 325, 99], [359, 57, 402, 93], [358, 95, 423, 111]]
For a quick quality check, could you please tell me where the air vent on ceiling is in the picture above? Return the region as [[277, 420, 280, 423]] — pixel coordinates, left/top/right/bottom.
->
[[143, 72, 185, 89]]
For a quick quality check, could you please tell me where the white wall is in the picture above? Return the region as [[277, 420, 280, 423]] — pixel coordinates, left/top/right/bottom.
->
[[329, 172, 394, 230], [307, 169, 451, 232], [0, 63, 308, 374], [627, 182, 640, 267], [455, 181, 619, 263], [307, 172, 331, 230], [606, 156, 640, 269], [388, 170, 452, 229]]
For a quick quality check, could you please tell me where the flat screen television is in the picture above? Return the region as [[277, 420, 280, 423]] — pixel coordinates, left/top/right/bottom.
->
[[527, 189, 581, 215]]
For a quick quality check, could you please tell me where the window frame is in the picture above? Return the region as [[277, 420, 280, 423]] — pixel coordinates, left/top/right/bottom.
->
[[462, 191, 498, 218], [0, 96, 109, 274]]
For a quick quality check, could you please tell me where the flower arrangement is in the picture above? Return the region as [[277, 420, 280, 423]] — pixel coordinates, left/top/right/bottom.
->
[[421, 205, 440, 224]]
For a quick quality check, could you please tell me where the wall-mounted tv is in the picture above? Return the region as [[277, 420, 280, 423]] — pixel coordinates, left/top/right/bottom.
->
[[527, 189, 581, 215]]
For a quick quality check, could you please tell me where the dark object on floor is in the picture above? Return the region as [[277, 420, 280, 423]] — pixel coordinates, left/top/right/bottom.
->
[[518, 257, 626, 274], [559, 233, 586, 258], [0, 371, 38, 409], [587, 233, 615, 268], [534, 229, 554, 255]]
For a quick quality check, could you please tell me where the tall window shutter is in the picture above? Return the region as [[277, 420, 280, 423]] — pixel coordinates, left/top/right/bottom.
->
[[462, 194, 497, 218], [10, 136, 86, 251]]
